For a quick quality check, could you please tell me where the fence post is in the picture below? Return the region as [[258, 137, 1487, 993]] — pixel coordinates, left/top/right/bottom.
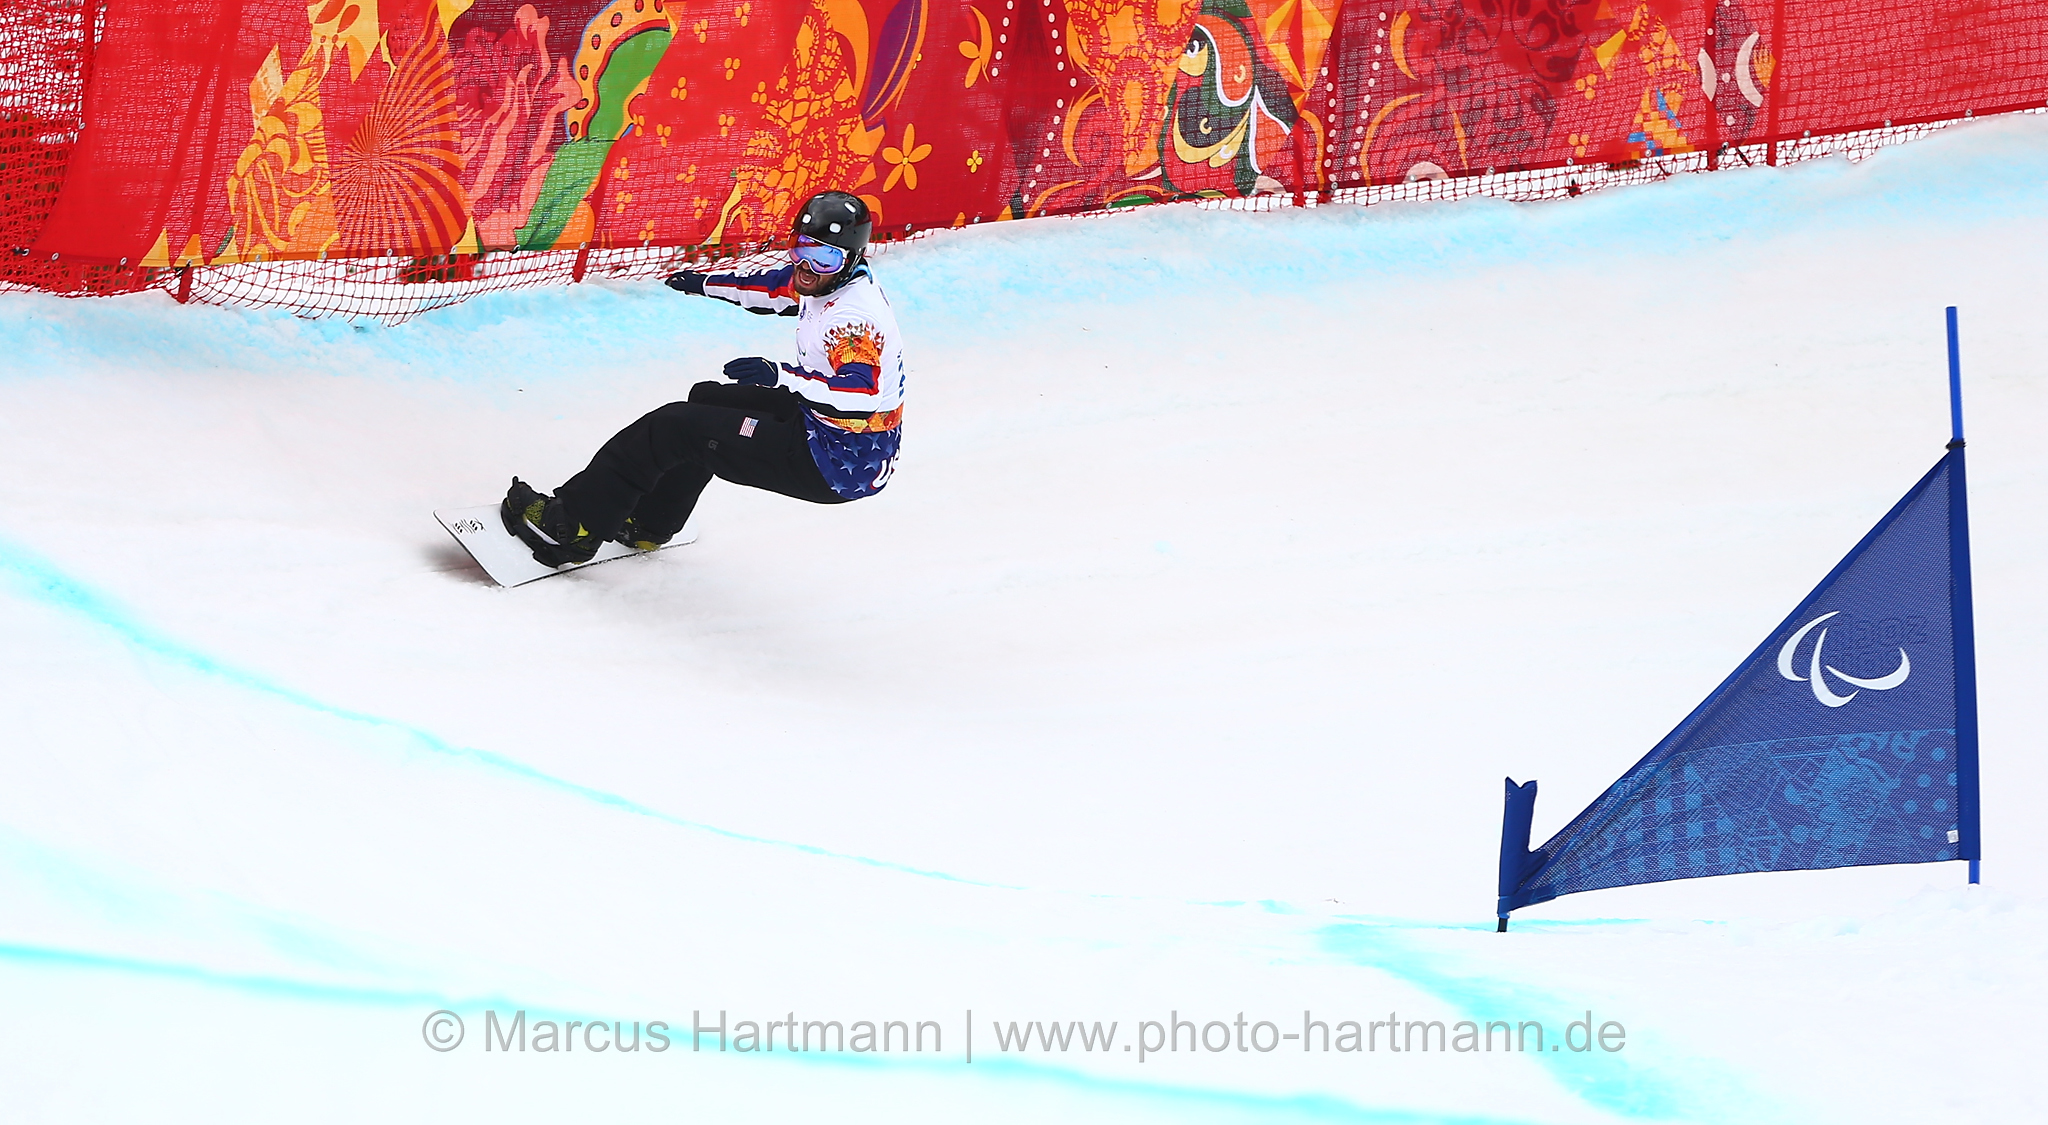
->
[[1765, 0, 1787, 165], [1289, 6, 1309, 207], [1291, 117, 1308, 207], [1702, 0, 1721, 172]]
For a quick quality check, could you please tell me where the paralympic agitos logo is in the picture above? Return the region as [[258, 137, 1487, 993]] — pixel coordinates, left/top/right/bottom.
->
[[1776, 611, 1912, 708]]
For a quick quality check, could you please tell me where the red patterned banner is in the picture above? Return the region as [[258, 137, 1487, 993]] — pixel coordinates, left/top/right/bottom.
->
[[10, 0, 2048, 276]]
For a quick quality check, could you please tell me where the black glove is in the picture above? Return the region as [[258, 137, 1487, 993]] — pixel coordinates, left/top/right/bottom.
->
[[723, 356, 778, 386], [665, 271, 707, 295]]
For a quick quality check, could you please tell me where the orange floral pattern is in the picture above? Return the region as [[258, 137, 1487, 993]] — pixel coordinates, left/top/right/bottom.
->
[[61, 0, 1998, 284], [706, 0, 882, 243], [824, 321, 884, 371], [225, 46, 338, 259], [812, 404, 903, 434]]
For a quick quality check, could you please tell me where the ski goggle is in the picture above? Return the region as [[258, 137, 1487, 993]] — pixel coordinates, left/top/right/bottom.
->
[[790, 236, 848, 275]]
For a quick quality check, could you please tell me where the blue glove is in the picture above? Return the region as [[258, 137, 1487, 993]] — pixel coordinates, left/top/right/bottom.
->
[[665, 271, 707, 295], [724, 356, 778, 386]]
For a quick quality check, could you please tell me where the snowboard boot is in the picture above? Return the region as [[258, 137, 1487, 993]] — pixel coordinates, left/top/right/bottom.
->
[[501, 477, 601, 566], [612, 515, 674, 552]]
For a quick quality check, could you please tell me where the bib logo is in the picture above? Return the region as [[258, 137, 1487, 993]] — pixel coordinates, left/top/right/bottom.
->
[[1777, 611, 1911, 708]]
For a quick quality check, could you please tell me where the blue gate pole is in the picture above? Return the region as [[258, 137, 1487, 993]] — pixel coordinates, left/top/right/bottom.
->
[[1947, 306, 1981, 886], [1948, 306, 1964, 445]]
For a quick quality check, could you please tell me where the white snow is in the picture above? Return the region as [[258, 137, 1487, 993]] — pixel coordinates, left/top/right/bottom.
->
[[3, 113, 2046, 1123]]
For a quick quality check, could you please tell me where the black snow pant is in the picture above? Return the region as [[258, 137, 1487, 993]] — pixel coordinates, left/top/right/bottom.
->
[[555, 382, 847, 543]]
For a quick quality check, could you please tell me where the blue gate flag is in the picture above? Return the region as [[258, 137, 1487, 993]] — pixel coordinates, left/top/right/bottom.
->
[[1498, 447, 1980, 918]]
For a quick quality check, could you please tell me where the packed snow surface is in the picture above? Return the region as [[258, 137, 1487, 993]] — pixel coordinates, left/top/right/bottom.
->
[[4, 116, 2047, 1123]]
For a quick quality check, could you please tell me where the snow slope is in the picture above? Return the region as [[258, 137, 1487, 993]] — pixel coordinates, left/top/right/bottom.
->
[[3, 114, 2046, 1123]]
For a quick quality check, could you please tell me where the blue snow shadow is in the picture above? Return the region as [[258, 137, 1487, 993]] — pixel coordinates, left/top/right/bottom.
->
[[878, 113, 2048, 330], [3, 114, 2042, 392]]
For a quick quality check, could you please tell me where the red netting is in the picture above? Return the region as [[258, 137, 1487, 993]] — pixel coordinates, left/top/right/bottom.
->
[[1, 0, 147, 294], [4, 0, 2045, 321]]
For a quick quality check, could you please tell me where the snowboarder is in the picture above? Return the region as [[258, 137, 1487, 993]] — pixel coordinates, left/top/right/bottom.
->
[[502, 190, 904, 567]]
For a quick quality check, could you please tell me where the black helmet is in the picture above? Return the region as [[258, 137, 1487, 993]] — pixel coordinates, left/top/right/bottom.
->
[[794, 190, 871, 272]]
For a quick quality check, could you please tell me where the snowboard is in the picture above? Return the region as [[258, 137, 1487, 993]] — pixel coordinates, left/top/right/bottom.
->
[[435, 504, 697, 587]]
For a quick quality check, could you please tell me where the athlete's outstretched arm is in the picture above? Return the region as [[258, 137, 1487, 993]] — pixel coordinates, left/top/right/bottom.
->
[[665, 265, 800, 316]]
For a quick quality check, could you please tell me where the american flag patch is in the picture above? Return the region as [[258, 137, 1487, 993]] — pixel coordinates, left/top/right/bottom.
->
[[739, 417, 758, 437]]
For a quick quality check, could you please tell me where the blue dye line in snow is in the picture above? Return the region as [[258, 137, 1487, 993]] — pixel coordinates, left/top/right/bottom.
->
[[1315, 921, 1768, 1123], [0, 542, 1722, 1122], [0, 536, 1012, 891], [0, 539, 1711, 1120], [0, 940, 1553, 1125], [0, 939, 463, 1009]]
